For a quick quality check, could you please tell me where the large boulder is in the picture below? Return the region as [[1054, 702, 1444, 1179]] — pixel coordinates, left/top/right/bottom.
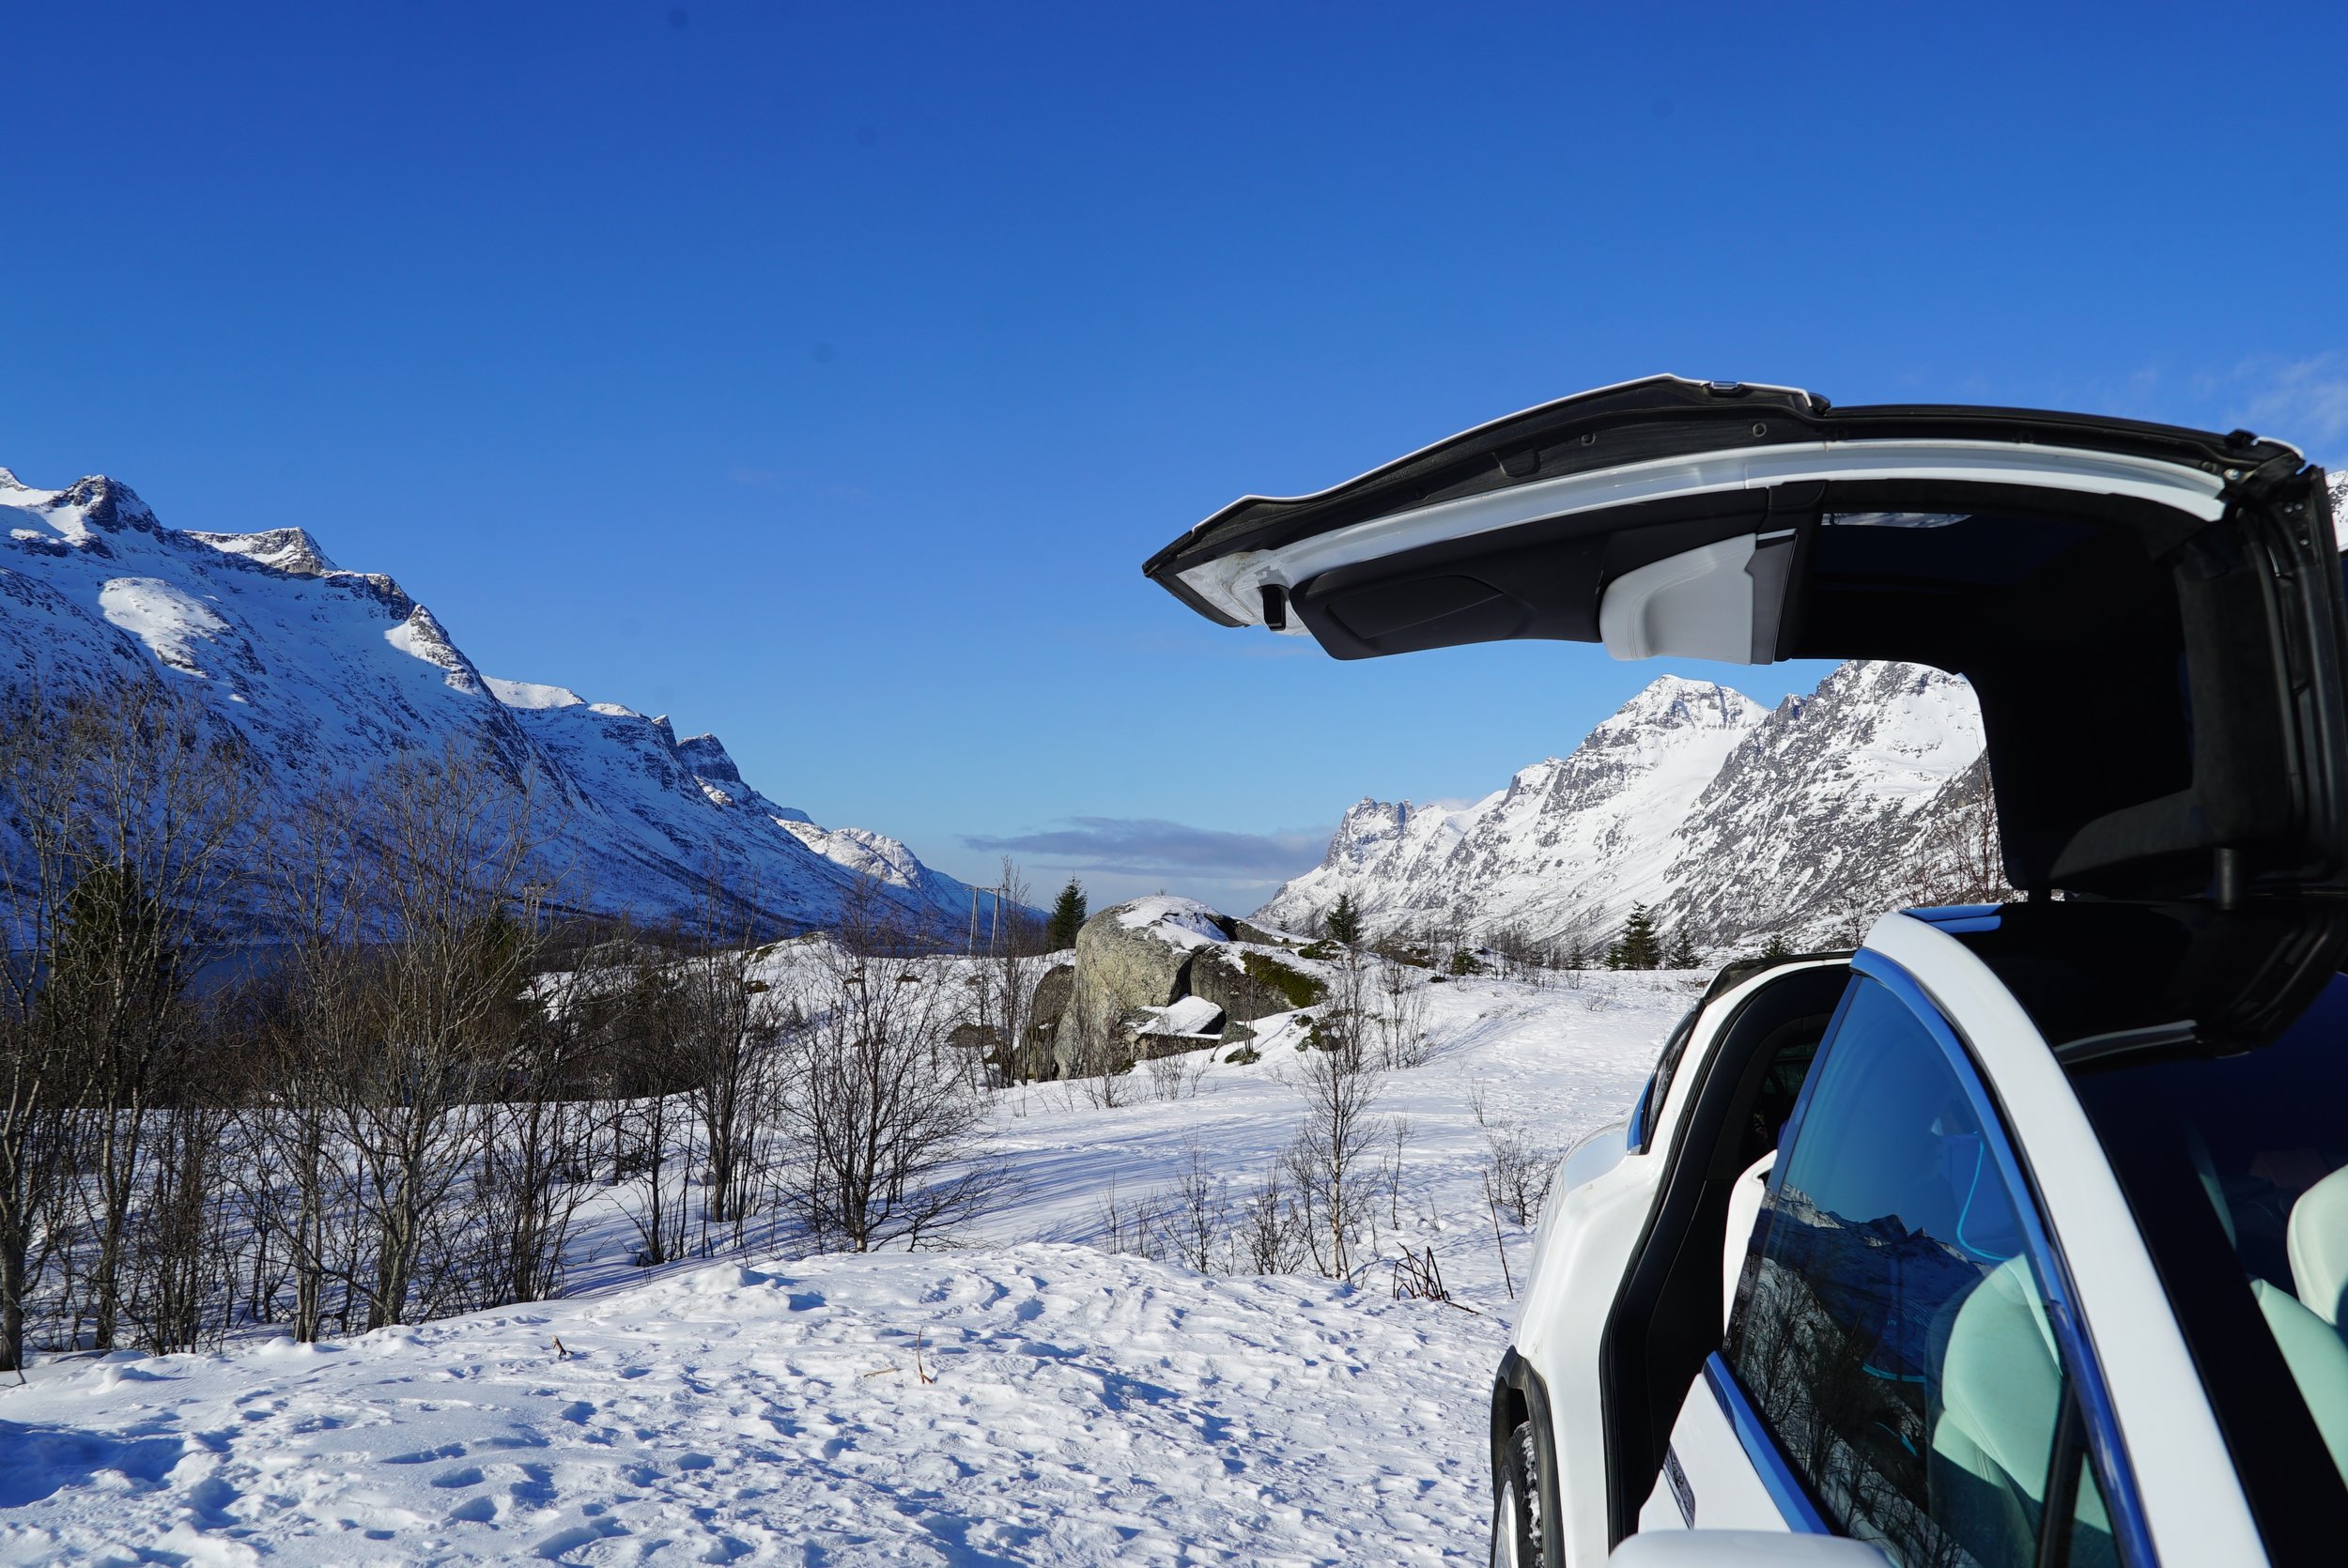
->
[[1186, 944, 1325, 1025], [1053, 896, 1233, 1077], [1231, 917, 1308, 948], [1018, 962, 1074, 1081]]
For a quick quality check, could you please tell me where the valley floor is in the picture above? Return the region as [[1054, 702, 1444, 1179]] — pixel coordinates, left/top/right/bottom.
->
[[0, 970, 1695, 1565]]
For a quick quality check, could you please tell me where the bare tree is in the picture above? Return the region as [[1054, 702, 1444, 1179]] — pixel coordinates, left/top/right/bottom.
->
[[239, 784, 379, 1343], [1144, 1045, 1208, 1101], [672, 877, 784, 1246], [332, 741, 550, 1329], [471, 984, 596, 1304], [969, 858, 1046, 1089], [774, 880, 1010, 1252], [121, 1083, 235, 1355], [1239, 1163, 1307, 1275], [1285, 1026, 1392, 1281], [1156, 1145, 1228, 1274], [1471, 1085, 1552, 1227], [1067, 990, 1135, 1110], [1369, 949, 1431, 1068], [0, 683, 252, 1367]]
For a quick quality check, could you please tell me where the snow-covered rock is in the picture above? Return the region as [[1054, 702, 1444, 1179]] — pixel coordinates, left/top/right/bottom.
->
[[1135, 993, 1226, 1039], [0, 467, 981, 933], [1259, 662, 1988, 954], [1057, 897, 1238, 1072]]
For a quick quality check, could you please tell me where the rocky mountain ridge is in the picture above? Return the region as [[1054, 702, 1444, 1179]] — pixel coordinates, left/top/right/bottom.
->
[[0, 467, 984, 933], [1258, 660, 1996, 955]]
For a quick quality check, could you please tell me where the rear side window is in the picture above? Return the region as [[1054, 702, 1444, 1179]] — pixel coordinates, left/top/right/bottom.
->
[[1727, 977, 2087, 1568], [1633, 1007, 1698, 1151], [2067, 972, 2348, 1560]]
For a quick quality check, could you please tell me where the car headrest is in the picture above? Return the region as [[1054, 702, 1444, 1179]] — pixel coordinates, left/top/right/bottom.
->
[[2289, 1166, 2348, 1326]]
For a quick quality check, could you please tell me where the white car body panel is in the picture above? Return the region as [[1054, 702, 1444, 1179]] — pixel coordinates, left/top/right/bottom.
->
[[1643, 1381, 1784, 1534], [1864, 913, 2266, 1566], [1521, 921, 2277, 1565], [1514, 961, 1846, 1566], [1518, 1131, 1674, 1563]]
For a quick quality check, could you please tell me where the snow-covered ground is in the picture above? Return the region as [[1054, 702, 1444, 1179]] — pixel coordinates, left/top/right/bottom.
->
[[0, 968, 1696, 1565]]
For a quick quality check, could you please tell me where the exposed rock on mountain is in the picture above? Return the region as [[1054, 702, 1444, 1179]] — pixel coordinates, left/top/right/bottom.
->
[[1259, 677, 1765, 943], [0, 467, 983, 933], [1259, 661, 1995, 956], [1661, 662, 1989, 947]]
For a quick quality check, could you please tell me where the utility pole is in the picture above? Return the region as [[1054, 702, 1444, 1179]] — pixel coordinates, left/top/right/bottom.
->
[[966, 884, 1006, 956]]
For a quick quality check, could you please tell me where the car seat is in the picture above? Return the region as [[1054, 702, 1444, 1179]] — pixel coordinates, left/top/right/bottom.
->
[[2287, 1164, 2348, 1327]]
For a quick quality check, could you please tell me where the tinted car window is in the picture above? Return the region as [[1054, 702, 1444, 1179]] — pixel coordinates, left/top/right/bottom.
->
[[1635, 1007, 1698, 1150], [1727, 978, 2067, 1568], [2057, 1451, 2117, 1568], [2068, 970, 2348, 1556]]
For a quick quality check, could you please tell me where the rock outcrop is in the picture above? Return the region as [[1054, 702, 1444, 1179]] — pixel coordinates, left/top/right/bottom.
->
[[1053, 896, 1232, 1076], [1020, 896, 1339, 1081]]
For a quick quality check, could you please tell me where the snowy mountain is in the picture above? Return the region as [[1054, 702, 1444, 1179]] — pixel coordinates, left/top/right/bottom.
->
[[1258, 661, 1990, 955], [1260, 677, 1765, 942], [0, 468, 984, 933]]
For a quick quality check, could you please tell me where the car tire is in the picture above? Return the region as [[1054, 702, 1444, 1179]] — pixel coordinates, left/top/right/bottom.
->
[[1491, 1419, 1547, 1568]]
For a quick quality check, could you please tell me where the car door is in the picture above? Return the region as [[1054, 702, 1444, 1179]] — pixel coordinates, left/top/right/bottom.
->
[[1656, 962, 2139, 1566], [1145, 376, 2348, 909]]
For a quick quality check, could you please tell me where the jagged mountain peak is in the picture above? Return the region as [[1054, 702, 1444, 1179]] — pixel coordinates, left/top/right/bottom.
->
[[1602, 673, 1766, 733], [189, 526, 338, 576], [1258, 658, 1988, 955], [676, 732, 745, 783]]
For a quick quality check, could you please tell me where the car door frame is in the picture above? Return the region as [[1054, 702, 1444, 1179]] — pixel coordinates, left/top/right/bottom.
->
[[1579, 957, 1854, 1552], [1863, 911, 2268, 1565], [1498, 957, 1851, 1568], [1668, 934, 2161, 1562]]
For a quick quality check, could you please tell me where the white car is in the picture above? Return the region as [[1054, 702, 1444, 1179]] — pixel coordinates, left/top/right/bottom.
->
[[1145, 377, 2348, 1567]]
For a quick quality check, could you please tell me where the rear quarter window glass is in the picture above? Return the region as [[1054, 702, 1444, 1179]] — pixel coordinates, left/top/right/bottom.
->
[[1728, 977, 2065, 1568]]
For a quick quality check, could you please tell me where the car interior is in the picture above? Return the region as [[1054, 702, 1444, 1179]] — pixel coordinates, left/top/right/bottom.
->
[[1931, 901, 2348, 1556], [1598, 960, 1850, 1539]]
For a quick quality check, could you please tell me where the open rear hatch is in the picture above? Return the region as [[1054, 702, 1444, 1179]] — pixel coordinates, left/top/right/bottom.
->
[[1144, 376, 2347, 904]]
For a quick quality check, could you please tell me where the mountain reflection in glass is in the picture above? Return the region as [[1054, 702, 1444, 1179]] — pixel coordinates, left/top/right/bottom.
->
[[1726, 980, 2111, 1568]]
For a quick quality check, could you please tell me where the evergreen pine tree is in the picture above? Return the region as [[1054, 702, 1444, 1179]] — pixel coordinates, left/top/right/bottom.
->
[[1323, 892, 1363, 946], [41, 862, 178, 1036], [1666, 928, 1698, 969], [1045, 878, 1088, 951], [1759, 932, 1793, 961], [1607, 904, 1663, 971]]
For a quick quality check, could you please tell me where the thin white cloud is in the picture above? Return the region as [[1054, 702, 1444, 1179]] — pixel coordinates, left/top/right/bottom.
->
[[2224, 352, 2348, 459], [962, 816, 1330, 880]]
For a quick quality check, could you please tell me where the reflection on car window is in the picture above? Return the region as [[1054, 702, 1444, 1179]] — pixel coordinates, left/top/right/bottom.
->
[[1638, 1007, 1698, 1149], [1726, 978, 2067, 1568], [2059, 1450, 2118, 1568]]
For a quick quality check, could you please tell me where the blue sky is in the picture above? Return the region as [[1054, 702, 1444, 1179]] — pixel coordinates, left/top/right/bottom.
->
[[7, 2, 2346, 914]]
